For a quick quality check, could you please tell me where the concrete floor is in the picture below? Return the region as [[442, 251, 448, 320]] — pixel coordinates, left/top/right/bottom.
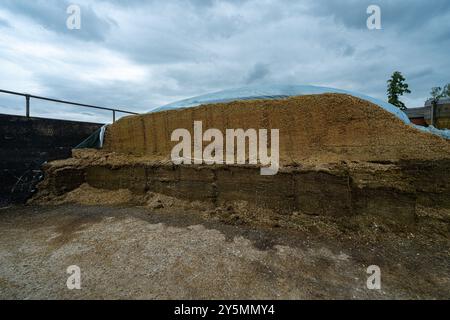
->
[[0, 205, 448, 299]]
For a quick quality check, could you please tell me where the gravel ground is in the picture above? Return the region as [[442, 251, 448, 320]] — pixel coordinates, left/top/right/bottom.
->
[[0, 204, 448, 299]]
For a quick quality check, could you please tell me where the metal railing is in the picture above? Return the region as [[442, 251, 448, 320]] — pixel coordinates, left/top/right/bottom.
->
[[0, 89, 139, 122]]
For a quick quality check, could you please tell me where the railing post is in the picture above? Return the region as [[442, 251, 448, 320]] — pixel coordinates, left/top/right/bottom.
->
[[431, 100, 436, 127], [1, 88, 137, 121], [25, 95, 30, 118]]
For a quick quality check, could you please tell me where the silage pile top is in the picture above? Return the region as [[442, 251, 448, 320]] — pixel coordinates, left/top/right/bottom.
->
[[152, 84, 410, 122], [103, 93, 450, 165], [152, 85, 450, 140]]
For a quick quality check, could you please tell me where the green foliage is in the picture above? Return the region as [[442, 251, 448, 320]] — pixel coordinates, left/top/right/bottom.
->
[[428, 84, 450, 126], [430, 84, 450, 103], [387, 71, 411, 110]]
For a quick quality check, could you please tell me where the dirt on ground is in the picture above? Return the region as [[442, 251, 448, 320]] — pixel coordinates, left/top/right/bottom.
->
[[0, 203, 448, 300], [34, 183, 450, 239]]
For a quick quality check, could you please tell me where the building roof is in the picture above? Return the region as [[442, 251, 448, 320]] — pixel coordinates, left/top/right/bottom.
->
[[425, 97, 450, 106], [404, 106, 429, 118]]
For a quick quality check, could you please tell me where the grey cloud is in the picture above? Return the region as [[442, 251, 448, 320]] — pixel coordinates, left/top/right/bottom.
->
[[409, 68, 434, 80], [110, 31, 214, 65], [341, 44, 355, 57], [102, 0, 247, 9], [245, 63, 270, 84], [34, 74, 151, 112], [0, 17, 10, 28], [0, 0, 114, 41], [0, 0, 449, 119], [309, 0, 450, 33]]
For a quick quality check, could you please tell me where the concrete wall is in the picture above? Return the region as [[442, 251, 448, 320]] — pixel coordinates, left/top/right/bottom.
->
[[0, 114, 102, 205], [405, 103, 450, 129]]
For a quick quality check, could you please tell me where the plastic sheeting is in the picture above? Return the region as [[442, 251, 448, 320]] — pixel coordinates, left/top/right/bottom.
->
[[75, 124, 108, 149], [413, 124, 450, 139], [151, 84, 409, 122], [151, 84, 450, 139]]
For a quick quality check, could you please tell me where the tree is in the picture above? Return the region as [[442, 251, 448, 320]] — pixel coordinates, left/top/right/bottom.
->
[[387, 71, 411, 110], [428, 84, 450, 126], [430, 84, 450, 103]]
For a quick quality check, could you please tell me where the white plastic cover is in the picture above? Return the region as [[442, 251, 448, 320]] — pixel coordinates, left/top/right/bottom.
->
[[150, 84, 450, 139]]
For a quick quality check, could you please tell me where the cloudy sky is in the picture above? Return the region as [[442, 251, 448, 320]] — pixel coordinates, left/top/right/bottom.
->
[[0, 0, 449, 123]]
